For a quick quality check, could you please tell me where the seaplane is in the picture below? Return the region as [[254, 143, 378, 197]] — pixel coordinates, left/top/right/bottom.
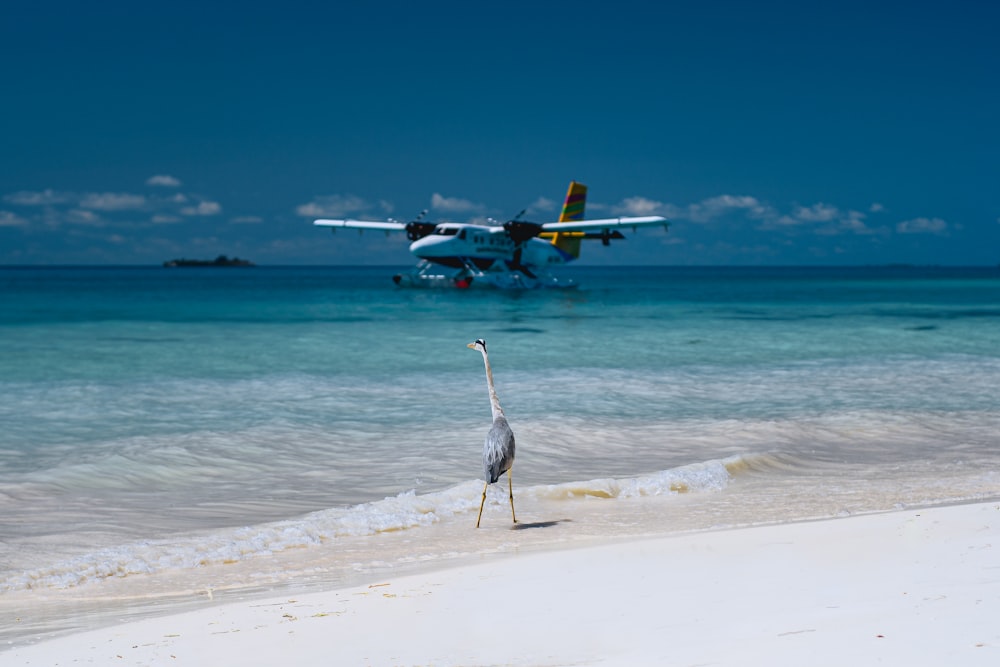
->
[[313, 181, 669, 289]]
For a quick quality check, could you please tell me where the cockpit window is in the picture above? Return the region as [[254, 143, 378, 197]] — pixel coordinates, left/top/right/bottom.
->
[[434, 227, 458, 236], [458, 229, 467, 240]]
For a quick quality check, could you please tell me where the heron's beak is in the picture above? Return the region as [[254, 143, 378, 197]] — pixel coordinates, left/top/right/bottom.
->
[[467, 342, 476, 349]]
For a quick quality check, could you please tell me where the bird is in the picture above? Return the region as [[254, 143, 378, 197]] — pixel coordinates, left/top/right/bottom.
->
[[467, 338, 516, 528]]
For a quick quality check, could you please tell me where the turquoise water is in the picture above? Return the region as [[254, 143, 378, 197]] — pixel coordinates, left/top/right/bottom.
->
[[2, 265, 1000, 642]]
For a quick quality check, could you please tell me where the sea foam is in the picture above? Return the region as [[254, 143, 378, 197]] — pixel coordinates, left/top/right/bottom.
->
[[2, 456, 740, 592]]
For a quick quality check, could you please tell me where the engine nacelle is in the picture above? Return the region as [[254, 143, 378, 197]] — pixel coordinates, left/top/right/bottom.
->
[[502, 220, 543, 244], [405, 221, 437, 241]]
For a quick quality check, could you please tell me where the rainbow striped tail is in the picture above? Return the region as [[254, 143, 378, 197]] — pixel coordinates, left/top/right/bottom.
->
[[550, 181, 588, 258]]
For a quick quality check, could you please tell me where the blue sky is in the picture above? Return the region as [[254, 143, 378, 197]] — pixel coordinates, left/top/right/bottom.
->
[[2, 1, 997, 265]]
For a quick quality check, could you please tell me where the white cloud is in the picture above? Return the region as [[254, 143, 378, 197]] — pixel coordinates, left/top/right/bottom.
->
[[897, 217, 948, 235], [793, 203, 840, 223], [80, 192, 147, 211], [3, 189, 71, 206], [605, 194, 891, 239], [1, 184, 236, 236], [66, 209, 103, 225], [146, 174, 182, 187], [841, 210, 874, 234], [430, 193, 485, 214], [616, 196, 668, 216], [296, 194, 371, 218], [753, 201, 881, 236], [687, 195, 772, 223], [769, 214, 801, 227], [811, 209, 877, 236], [230, 215, 263, 224], [527, 196, 556, 215], [605, 193, 771, 223], [870, 203, 884, 213], [0, 210, 28, 227], [180, 201, 222, 216], [296, 203, 330, 218]]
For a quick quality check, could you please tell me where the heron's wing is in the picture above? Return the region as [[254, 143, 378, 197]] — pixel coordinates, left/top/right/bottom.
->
[[483, 418, 515, 484]]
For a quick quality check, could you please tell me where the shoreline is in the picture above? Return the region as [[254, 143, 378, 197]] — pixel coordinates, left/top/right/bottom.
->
[[7, 500, 998, 666]]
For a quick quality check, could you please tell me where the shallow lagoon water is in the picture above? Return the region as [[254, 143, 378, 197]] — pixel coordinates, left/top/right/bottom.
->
[[2, 265, 999, 645]]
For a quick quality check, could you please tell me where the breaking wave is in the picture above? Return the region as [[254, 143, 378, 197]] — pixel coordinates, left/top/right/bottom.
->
[[3, 454, 750, 592]]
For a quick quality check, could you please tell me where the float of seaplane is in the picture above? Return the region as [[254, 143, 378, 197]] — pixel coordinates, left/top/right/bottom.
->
[[313, 181, 669, 289]]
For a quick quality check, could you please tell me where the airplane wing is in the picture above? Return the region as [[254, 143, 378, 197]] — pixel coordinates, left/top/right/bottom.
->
[[539, 216, 668, 233], [313, 219, 408, 232], [313, 215, 668, 234]]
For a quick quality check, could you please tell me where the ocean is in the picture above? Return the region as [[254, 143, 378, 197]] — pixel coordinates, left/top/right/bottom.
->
[[2, 265, 1000, 646]]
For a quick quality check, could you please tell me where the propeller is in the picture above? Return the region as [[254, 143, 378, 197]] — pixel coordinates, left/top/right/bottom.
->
[[509, 245, 537, 279], [502, 215, 543, 279]]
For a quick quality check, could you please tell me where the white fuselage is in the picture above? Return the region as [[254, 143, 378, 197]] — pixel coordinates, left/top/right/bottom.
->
[[409, 224, 574, 270]]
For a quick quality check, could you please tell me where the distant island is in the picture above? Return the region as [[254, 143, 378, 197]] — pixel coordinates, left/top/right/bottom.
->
[[163, 255, 255, 268]]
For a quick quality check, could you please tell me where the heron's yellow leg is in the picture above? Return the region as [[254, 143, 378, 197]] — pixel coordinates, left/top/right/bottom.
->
[[475, 482, 488, 528], [508, 469, 517, 524]]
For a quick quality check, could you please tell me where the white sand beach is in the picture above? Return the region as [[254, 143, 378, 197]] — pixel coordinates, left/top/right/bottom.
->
[[7, 501, 998, 666]]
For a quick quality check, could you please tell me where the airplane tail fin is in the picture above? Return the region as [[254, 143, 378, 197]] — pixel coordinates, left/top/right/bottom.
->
[[550, 181, 587, 258]]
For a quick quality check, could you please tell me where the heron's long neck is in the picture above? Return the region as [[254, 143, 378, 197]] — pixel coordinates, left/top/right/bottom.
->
[[481, 351, 505, 420]]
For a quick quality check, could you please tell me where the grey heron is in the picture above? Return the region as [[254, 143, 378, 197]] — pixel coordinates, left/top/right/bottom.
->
[[467, 338, 516, 528]]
